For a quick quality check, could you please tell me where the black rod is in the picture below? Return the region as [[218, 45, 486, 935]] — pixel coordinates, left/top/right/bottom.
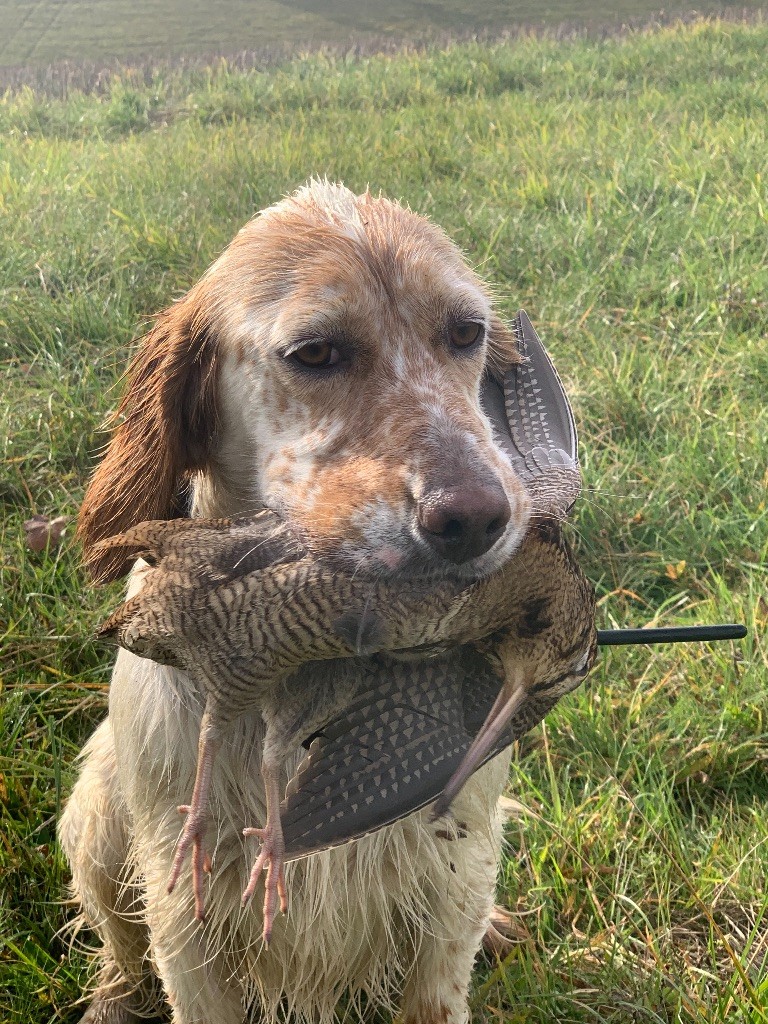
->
[[597, 624, 747, 646]]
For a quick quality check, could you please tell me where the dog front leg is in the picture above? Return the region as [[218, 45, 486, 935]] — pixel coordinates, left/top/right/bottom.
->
[[144, 887, 246, 1024], [398, 889, 492, 1024], [398, 754, 509, 1024], [58, 719, 163, 1022]]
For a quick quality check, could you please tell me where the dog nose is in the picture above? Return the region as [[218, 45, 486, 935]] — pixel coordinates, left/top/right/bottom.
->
[[417, 484, 511, 563]]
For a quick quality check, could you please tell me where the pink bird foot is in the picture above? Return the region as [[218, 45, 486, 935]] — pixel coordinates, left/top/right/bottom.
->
[[166, 702, 220, 922], [168, 803, 212, 921], [241, 822, 287, 946]]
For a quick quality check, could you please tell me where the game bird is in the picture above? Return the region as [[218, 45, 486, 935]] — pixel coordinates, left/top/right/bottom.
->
[[94, 311, 597, 944]]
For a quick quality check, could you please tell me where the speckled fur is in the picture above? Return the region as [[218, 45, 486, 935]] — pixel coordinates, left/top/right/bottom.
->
[[61, 181, 525, 1023]]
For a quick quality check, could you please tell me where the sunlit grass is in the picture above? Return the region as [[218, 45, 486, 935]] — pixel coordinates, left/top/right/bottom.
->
[[1, 18, 767, 1023]]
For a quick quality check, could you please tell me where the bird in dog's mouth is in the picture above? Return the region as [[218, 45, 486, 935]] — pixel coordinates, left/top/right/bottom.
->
[[92, 311, 596, 946]]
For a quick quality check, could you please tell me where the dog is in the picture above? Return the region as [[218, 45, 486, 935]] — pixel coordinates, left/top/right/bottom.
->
[[60, 180, 532, 1024]]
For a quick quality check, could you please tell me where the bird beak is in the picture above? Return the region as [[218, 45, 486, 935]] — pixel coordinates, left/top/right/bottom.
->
[[431, 663, 530, 820]]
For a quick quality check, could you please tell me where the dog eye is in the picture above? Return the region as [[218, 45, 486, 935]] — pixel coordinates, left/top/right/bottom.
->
[[291, 341, 340, 368], [449, 321, 484, 349]]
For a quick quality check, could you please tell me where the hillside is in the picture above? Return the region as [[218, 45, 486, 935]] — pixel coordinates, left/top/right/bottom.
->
[[1, 19, 767, 1024], [0, 0, 765, 69]]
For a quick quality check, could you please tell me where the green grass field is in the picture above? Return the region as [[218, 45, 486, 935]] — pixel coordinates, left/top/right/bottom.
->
[[1, 0, 766, 70], [1, 16, 767, 1024]]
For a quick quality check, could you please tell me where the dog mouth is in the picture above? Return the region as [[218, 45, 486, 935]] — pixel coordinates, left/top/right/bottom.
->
[[276, 478, 529, 586], [410, 522, 526, 582], [326, 520, 525, 587]]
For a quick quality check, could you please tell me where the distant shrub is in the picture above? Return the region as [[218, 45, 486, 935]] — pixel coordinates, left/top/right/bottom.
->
[[104, 86, 153, 134]]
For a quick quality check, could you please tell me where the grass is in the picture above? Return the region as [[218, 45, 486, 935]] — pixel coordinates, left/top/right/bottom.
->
[[1, 0, 767, 71], [1, 15, 767, 1024]]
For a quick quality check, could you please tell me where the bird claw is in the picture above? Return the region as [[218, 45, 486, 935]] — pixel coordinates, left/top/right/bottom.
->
[[241, 824, 287, 945], [167, 804, 210, 922]]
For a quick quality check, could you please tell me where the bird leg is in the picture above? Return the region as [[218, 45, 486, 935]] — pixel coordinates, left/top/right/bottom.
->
[[167, 699, 221, 922], [432, 664, 529, 820], [241, 753, 287, 946]]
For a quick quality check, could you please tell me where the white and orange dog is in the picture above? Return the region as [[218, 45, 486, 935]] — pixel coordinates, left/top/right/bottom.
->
[[60, 181, 532, 1024]]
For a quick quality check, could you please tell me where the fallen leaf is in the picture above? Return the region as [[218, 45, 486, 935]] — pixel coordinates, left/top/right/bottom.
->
[[665, 560, 686, 580], [23, 514, 70, 553]]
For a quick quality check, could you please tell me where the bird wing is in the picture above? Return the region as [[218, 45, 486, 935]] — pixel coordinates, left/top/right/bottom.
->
[[481, 309, 581, 517], [90, 511, 302, 583], [95, 511, 307, 666], [281, 648, 499, 860], [280, 646, 565, 861]]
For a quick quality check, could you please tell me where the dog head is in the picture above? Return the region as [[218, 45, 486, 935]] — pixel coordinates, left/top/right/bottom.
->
[[79, 182, 531, 583]]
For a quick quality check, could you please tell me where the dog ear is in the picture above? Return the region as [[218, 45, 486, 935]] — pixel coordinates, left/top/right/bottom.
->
[[78, 291, 219, 582], [481, 310, 581, 518]]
